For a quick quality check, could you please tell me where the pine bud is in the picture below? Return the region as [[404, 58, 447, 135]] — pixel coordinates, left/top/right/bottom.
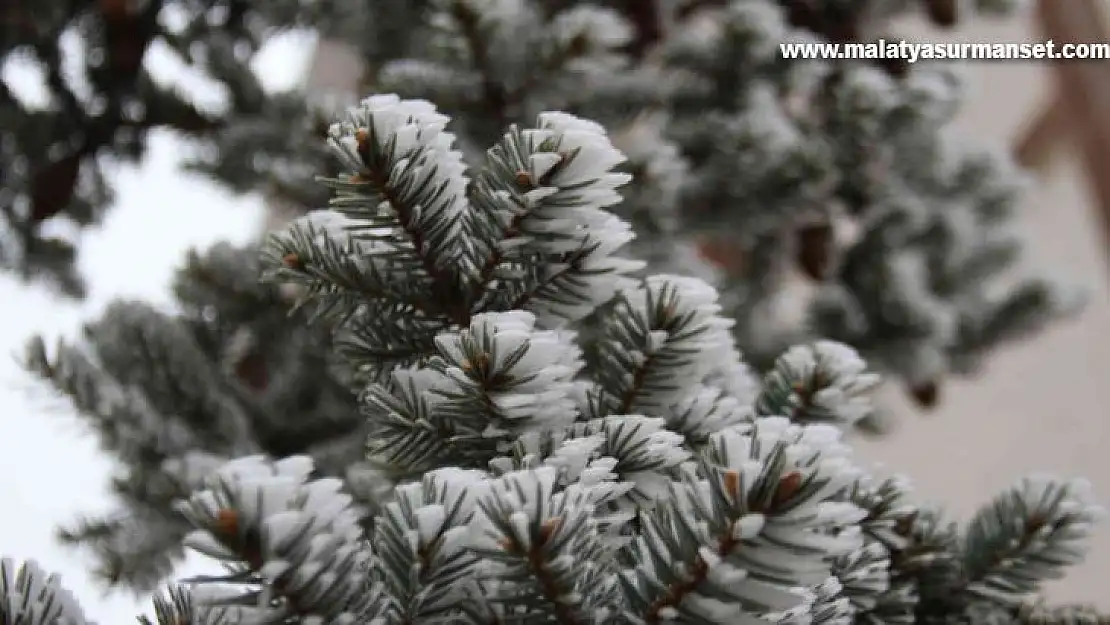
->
[[282, 253, 303, 270], [722, 470, 742, 501], [695, 235, 745, 276], [214, 509, 239, 537], [355, 128, 370, 149], [461, 353, 489, 374], [796, 222, 835, 281], [773, 471, 804, 507], [538, 517, 562, 546], [1027, 514, 1047, 533], [213, 509, 263, 568], [894, 511, 918, 536], [924, 0, 958, 28], [499, 537, 520, 554], [910, 380, 940, 409], [515, 171, 534, 187], [355, 128, 372, 161]]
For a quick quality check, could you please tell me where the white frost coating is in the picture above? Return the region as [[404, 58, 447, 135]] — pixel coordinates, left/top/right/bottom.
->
[[0, 559, 90, 625], [550, 6, 633, 50], [433, 311, 581, 432], [174, 456, 374, 624]]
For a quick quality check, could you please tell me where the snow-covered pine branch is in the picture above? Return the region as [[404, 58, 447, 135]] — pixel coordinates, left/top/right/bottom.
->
[[755, 341, 881, 427], [5, 94, 1105, 625]]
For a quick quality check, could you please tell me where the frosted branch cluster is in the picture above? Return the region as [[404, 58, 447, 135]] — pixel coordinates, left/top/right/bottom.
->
[[6, 92, 1103, 625]]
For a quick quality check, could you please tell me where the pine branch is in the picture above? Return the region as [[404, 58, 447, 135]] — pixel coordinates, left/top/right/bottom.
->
[[7, 27, 1101, 618], [471, 468, 621, 622], [755, 341, 880, 427], [362, 311, 584, 472], [960, 477, 1103, 608], [25, 0, 169, 226], [373, 469, 486, 622], [175, 456, 385, 623], [466, 115, 643, 324], [620, 418, 864, 621], [1017, 600, 1110, 625], [594, 276, 734, 416], [352, 136, 471, 326], [0, 559, 90, 625]]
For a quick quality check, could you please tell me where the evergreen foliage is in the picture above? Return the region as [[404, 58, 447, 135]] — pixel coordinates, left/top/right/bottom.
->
[[0, 0, 346, 295], [13, 93, 1107, 624], [24, 241, 365, 590], [4, 0, 1079, 407]]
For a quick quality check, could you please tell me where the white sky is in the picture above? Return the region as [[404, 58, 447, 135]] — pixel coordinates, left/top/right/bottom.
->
[[0, 30, 315, 624]]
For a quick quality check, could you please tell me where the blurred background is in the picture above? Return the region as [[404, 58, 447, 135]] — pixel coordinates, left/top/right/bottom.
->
[[2, 1, 1109, 621], [857, 2, 1110, 608], [0, 27, 315, 621]]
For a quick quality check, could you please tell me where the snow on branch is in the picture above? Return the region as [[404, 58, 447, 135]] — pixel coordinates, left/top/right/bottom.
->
[[4, 92, 1105, 625]]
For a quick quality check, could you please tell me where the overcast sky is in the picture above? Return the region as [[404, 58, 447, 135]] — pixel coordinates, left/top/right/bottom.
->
[[0, 30, 314, 624]]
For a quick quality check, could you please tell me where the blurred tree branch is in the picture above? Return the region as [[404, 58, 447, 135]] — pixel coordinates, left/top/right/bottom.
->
[[21, 0, 221, 226], [1013, 95, 1068, 174], [1033, 0, 1110, 264]]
